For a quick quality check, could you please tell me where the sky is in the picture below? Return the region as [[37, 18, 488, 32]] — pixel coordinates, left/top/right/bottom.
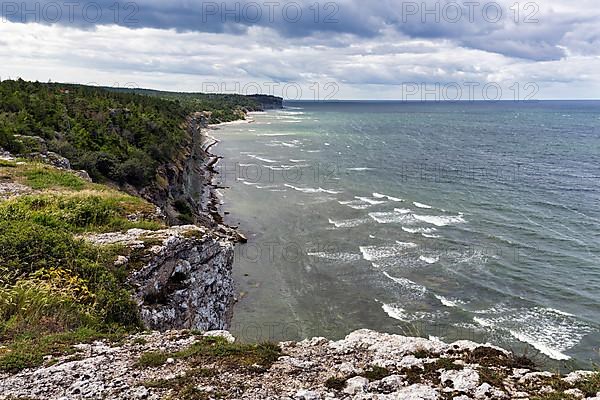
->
[[0, 0, 599, 100]]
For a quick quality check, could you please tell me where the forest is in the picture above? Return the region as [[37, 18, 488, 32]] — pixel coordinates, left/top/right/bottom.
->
[[0, 79, 275, 187]]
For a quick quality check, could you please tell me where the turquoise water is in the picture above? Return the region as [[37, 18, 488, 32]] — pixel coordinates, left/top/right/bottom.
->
[[212, 101, 600, 368]]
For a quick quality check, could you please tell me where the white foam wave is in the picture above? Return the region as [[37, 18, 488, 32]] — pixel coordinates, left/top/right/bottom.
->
[[413, 202, 433, 209], [509, 331, 571, 361], [290, 159, 307, 163], [360, 243, 416, 261], [285, 184, 342, 194], [422, 233, 441, 238], [383, 272, 427, 295], [546, 308, 575, 317], [247, 154, 277, 163], [413, 214, 466, 227], [279, 111, 305, 115], [473, 317, 494, 328], [338, 200, 371, 210], [420, 255, 439, 264], [257, 133, 294, 137], [264, 165, 308, 171], [382, 304, 409, 321], [473, 306, 593, 361], [374, 193, 404, 202], [434, 294, 461, 308], [307, 252, 362, 262], [328, 217, 369, 228], [256, 185, 279, 189], [347, 167, 373, 171], [355, 196, 386, 205], [369, 210, 415, 224], [402, 226, 437, 234]]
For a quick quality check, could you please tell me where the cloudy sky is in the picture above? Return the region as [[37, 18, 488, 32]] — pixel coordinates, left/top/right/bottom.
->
[[1, 0, 599, 99]]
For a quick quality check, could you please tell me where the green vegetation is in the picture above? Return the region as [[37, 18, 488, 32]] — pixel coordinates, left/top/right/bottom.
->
[[362, 365, 392, 380], [0, 327, 126, 372], [136, 336, 281, 371], [136, 351, 170, 368], [23, 167, 86, 190], [0, 161, 165, 371], [0, 79, 273, 188], [138, 336, 279, 398], [534, 371, 600, 399], [478, 366, 506, 388]]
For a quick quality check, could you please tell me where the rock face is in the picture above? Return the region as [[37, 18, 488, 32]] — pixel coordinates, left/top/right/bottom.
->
[[84, 225, 235, 331], [1, 329, 598, 400], [142, 112, 221, 228]]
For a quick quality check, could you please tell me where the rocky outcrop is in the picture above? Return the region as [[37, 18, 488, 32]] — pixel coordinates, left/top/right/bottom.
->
[[83, 225, 234, 331], [1, 329, 598, 400]]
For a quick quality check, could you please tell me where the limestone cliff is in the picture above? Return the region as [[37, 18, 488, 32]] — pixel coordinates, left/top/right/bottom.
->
[[83, 225, 235, 332]]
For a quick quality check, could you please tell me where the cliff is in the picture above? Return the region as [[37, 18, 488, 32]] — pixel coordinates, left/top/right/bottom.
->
[[0, 142, 237, 335], [1, 329, 598, 399], [83, 225, 234, 332]]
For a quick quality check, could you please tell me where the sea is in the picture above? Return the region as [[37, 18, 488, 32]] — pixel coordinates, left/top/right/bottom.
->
[[211, 101, 600, 369]]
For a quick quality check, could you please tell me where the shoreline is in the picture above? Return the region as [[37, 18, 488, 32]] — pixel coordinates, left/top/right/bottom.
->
[[199, 114, 259, 241]]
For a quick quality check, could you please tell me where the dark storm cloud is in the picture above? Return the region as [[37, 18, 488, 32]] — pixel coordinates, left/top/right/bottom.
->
[[3, 0, 596, 61]]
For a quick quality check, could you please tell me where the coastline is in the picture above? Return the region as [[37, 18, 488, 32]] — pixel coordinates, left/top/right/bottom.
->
[[201, 115, 256, 242]]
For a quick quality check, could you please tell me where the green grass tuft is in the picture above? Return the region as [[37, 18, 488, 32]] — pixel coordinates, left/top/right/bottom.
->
[[0, 327, 127, 372], [24, 167, 86, 190], [362, 365, 392, 381], [136, 351, 169, 368]]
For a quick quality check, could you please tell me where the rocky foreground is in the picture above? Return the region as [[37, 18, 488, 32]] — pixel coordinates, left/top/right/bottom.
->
[[1, 329, 598, 400]]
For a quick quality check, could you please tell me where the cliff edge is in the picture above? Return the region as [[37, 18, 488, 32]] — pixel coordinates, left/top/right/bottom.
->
[[1, 329, 598, 400]]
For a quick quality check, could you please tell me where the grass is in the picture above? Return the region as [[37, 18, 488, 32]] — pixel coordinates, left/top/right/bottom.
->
[[478, 366, 507, 388], [435, 357, 463, 371], [144, 368, 218, 389], [466, 346, 536, 369], [0, 160, 155, 371], [136, 336, 281, 372], [576, 371, 600, 396], [138, 338, 278, 399], [23, 167, 86, 190], [0, 192, 163, 234], [0, 159, 17, 168], [362, 365, 392, 380], [136, 351, 169, 368], [1, 163, 88, 190], [0, 327, 127, 372], [323, 365, 393, 392]]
